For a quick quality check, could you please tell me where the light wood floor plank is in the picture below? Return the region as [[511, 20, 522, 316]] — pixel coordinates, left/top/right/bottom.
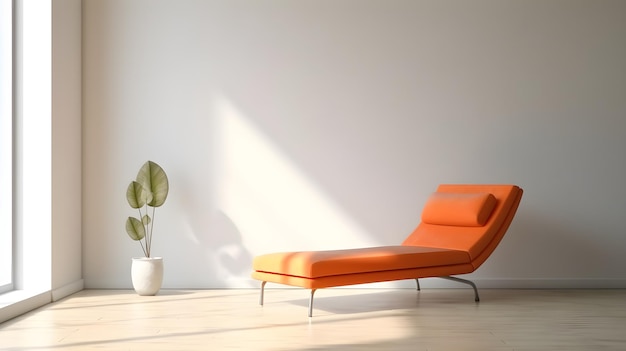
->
[[1, 289, 625, 350]]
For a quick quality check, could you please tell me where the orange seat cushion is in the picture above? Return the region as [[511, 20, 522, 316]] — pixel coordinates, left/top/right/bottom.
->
[[421, 192, 497, 227], [252, 246, 470, 279]]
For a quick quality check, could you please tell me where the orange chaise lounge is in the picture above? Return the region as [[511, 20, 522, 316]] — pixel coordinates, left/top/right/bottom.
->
[[251, 184, 523, 317]]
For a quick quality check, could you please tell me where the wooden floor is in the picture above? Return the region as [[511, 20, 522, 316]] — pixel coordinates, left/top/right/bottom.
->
[[1, 288, 625, 350]]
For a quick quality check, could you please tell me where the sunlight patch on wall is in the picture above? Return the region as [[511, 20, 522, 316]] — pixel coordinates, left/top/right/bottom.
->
[[213, 95, 374, 255]]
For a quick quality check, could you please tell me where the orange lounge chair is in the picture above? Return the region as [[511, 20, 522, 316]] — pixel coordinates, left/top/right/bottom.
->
[[252, 184, 523, 316]]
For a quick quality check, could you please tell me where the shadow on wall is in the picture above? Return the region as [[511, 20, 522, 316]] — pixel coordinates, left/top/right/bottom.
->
[[187, 210, 253, 287], [208, 210, 254, 281], [167, 162, 253, 288]]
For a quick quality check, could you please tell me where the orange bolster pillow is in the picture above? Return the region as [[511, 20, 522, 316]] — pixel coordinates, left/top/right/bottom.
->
[[421, 192, 497, 227]]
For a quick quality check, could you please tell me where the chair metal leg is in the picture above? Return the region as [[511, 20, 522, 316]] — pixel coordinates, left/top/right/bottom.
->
[[259, 281, 267, 306], [308, 289, 317, 317], [415, 278, 421, 291], [440, 276, 480, 302]]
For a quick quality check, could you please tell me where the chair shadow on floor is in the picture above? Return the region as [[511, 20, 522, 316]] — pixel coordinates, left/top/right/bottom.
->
[[280, 288, 482, 315]]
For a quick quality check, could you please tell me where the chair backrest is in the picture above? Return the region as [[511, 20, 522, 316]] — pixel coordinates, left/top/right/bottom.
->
[[402, 184, 523, 270]]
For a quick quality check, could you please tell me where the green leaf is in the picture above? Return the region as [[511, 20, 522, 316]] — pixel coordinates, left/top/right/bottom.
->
[[142, 214, 151, 226], [126, 181, 149, 209], [125, 217, 146, 241], [136, 161, 169, 207]]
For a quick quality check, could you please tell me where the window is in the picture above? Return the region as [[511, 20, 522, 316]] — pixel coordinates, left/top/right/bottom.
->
[[0, 0, 13, 293]]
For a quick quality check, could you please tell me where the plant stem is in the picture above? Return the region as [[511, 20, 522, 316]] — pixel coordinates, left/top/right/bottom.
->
[[138, 239, 148, 257], [144, 204, 150, 258], [148, 205, 156, 258], [138, 208, 148, 257]]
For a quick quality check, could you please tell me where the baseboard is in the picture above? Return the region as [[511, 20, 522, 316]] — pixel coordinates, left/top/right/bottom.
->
[[392, 277, 626, 289], [0, 290, 51, 324], [468, 278, 626, 289], [0, 279, 84, 324], [52, 279, 84, 302]]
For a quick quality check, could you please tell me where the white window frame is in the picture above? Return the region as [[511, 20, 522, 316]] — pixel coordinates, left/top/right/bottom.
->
[[0, 0, 14, 294], [1, 0, 52, 323]]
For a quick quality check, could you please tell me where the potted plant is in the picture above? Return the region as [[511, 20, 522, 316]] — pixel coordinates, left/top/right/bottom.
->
[[125, 160, 169, 295]]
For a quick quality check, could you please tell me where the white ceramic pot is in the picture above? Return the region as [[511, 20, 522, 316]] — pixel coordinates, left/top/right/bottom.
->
[[131, 257, 164, 296]]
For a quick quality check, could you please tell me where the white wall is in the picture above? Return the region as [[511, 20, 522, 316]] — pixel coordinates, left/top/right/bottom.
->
[[51, 0, 83, 298], [82, 0, 626, 289]]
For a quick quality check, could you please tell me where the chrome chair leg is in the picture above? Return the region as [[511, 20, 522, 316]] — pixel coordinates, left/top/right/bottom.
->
[[440, 276, 480, 302], [308, 289, 317, 317], [259, 281, 267, 306]]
